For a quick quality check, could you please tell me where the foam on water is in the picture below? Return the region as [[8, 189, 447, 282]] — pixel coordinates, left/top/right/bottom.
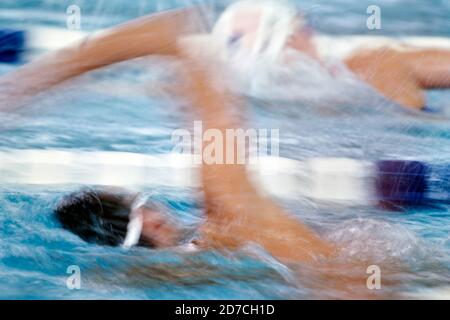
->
[[328, 218, 431, 264]]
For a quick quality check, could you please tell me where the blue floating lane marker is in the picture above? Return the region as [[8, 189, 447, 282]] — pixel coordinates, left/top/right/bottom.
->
[[0, 29, 25, 63], [426, 163, 450, 203], [376, 160, 428, 208], [0, 27, 88, 63]]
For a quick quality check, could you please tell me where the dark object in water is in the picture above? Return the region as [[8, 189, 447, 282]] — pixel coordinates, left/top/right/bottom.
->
[[376, 160, 428, 208], [0, 29, 25, 63]]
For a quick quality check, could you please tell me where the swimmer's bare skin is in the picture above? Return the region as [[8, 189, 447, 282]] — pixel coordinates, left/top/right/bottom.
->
[[285, 25, 450, 110], [179, 54, 334, 263], [344, 48, 450, 110], [290, 28, 450, 110], [0, 7, 202, 112]]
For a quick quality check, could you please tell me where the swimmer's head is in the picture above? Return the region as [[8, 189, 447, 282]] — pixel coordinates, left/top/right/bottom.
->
[[212, 0, 314, 64], [55, 190, 180, 249]]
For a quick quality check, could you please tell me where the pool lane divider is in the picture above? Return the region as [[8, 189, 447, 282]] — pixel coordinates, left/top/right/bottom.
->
[[0, 150, 449, 209], [300, 158, 449, 209], [0, 27, 87, 63], [0, 29, 25, 63], [2, 26, 450, 63]]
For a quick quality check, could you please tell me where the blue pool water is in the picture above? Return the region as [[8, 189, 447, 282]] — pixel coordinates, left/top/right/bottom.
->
[[1, 0, 450, 36], [1, 0, 450, 299]]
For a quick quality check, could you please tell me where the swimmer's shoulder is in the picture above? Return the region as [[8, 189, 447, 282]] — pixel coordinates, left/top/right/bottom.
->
[[177, 34, 226, 61]]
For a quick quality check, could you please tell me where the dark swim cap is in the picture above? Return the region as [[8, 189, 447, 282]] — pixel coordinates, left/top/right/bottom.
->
[[55, 189, 153, 247]]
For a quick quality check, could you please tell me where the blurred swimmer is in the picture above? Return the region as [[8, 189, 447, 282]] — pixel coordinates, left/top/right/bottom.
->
[[210, 0, 450, 110], [53, 59, 333, 262], [2, 1, 450, 112], [0, 1, 441, 294]]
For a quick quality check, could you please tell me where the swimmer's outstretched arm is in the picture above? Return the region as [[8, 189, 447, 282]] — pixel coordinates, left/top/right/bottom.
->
[[0, 7, 202, 111], [345, 48, 450, 109], [403, 49, 450, 89], [180, 53, 334, 264]]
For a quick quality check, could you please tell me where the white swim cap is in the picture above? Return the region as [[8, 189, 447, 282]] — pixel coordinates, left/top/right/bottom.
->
[[212, 0, 301, 63]]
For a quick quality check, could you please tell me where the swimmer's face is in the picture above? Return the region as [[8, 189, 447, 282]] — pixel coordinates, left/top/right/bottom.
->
[[138, 207, 180, 249]]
